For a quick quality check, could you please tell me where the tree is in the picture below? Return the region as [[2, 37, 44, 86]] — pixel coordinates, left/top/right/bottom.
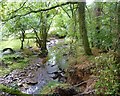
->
[[1, 1, 76, 57], [3, 17, 30, 50], [15, 17, 28, 50], [78, 2, 92, 55], [94, 2, 102, 48]]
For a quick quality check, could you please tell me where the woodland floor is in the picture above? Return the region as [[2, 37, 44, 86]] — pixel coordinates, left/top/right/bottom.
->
[[0, 38, 116, 96]]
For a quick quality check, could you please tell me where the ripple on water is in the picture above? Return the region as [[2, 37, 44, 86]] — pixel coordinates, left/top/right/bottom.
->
[[21, 39, 68, 94]]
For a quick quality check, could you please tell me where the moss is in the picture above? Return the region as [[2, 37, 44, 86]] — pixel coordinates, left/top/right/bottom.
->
[[0, 84, 31, 96], [0, 55, 29, 76], [40, 81, 69, 94]]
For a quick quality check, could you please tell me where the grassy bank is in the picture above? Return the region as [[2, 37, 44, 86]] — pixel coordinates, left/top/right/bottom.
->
[[0, 39, 35, 50]]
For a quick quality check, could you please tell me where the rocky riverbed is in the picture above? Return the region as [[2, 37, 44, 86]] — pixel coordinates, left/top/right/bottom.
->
[[0, 38, 68, 94]]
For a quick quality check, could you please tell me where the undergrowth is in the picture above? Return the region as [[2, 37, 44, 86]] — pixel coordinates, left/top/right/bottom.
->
[[0, 54, 29, 76], [0, 84, 30, 96], [40, 81, 69, 94], [93, 53, 119, 95]]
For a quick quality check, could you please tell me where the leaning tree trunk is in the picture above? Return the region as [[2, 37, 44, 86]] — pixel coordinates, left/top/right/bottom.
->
[[78, 2, 92, 55]]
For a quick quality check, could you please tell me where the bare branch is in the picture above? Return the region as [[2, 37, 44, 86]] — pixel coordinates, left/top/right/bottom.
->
[[60, 5, 71, 18]]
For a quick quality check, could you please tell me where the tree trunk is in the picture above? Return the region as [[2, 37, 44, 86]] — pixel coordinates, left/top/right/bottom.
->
[[41, 17, 47, 51], [33, 28, 42, 48], [94, 3, 102, 48], [20, 30, 25, 50], [78, 2, 92, 55], [39, 13, 48, 57]]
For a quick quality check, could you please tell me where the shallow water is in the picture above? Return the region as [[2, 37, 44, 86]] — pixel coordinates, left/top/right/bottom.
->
[[22, 39, 68, 94]]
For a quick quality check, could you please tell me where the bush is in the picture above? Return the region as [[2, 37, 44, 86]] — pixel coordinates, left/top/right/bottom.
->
[[93, 53, 119, 95]]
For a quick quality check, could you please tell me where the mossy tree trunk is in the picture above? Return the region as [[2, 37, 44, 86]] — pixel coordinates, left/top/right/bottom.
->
[[41, 18, 48, 56], [39, 12, 48, 57], [78, 2, 92, 55]]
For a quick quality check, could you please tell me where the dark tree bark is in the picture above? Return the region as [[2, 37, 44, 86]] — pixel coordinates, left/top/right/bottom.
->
[[78, 2, 92, 55], [20, 29, 25, 50]]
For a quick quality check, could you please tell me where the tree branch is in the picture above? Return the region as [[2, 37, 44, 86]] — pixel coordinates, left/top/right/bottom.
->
[[47, 12, 57, 32], [55, 1, 71, 18], [2, 2, 77, 22], [8, 1, 27, 15]]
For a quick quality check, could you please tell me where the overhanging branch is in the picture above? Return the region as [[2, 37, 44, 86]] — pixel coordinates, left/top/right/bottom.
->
[[2, 2, 77, 22], [8, 1, 27, 15]]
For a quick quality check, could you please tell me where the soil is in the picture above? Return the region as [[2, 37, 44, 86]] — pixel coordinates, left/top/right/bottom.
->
[[55, 55, 98, 96]]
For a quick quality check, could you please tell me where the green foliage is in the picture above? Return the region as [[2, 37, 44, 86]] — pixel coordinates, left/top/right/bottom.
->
[[0, 54, 29, 76], [40, 81, 68, 94], [0, 38, 36, 50], [91, 28, 115, 50], [87, 3, 117, 50], [0, 39, 20, 50], [49, 12, 68, 37], [49, 27, 67, 38], [0, 84, 30, 96], [49, 42, 69, 69], [93, 53, 119, 95]]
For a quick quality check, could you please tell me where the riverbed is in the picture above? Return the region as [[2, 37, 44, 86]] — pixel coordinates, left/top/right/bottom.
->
[[0, 38, 69, 94]]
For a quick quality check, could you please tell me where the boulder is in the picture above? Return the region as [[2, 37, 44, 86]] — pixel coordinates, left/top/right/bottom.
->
[[2, 48, 15, 55]]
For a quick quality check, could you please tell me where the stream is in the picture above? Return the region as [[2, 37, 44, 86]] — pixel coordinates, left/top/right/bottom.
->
[[0, 38, 68, 94], [22, 39, 68, 94]]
